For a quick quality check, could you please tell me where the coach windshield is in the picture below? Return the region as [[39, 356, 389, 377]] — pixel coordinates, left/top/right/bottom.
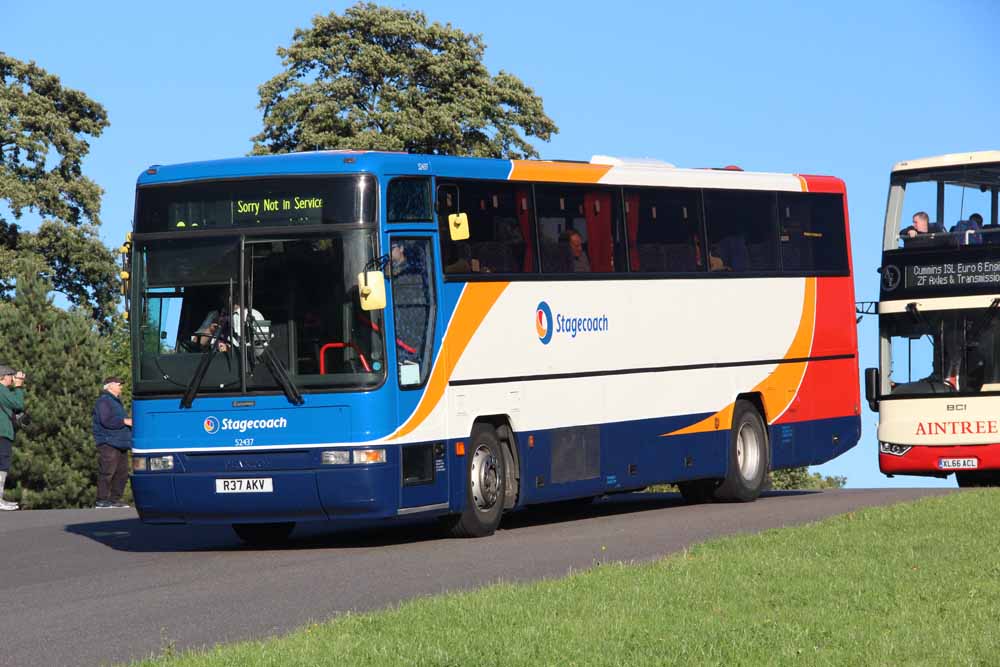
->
[[134, 230, 386, 396]]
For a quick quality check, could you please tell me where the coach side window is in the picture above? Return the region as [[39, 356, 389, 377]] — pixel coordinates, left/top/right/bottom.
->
[[388, 178, 433, 222], [778, 193, 848, 273], [536, 185, 623, 273], [437, 180, 535, 275], [624, 187, 705, 273], [703, 190, 778, 272]]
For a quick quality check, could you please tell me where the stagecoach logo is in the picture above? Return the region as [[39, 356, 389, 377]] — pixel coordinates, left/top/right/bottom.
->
[[882, 264, 901, 292], [535, 300, 609, 345], [203, 415, 288, 434], [203, 416, 220, 434], [536, 301, 554, 345]]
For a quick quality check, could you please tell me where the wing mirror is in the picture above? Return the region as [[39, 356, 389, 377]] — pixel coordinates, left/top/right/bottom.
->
[[357, 270, 386, 311], [865, 367, 880, 412]]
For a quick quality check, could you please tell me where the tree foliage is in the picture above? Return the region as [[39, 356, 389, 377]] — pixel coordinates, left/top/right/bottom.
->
[[252, 2, 558, 158], [770, 467, 847, 490], [0, 256, 113, 509], [0, 53, 118, 328], [0, 53, 108, 228]]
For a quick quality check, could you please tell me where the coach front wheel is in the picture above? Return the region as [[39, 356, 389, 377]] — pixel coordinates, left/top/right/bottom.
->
[[444, 423, 506, 538], [714, 400, 769, 502], [678, 479, 719, 504], [232, 522, 295, 545]]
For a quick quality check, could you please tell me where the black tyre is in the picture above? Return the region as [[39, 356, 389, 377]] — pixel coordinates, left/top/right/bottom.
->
[[232, 521, 295, 545], [444, 423, 506, 538], [678, 479, 719, 504], [714, 400, 769, 502]]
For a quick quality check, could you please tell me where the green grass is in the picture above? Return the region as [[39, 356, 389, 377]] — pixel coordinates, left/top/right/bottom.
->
[[135, 490, 1000, 666]]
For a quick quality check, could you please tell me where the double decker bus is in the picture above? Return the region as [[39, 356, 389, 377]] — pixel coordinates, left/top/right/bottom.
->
[[868, 150, 1000, 486], [125, 151, 861, 543]]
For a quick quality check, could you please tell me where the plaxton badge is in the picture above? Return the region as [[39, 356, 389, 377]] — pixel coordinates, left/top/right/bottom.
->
[[915, 420, 999, 436]]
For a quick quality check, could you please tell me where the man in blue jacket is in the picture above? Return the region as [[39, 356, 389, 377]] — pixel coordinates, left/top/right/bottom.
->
[[0, 364, 26, 511], [92, 376, 133, 509]]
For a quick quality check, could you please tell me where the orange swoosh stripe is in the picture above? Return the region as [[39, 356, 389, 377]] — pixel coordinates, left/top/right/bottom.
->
[[509, 161, 612, 183], [796, 175, 809, 192], [662, 277, 816, 437], [390, 282, 509, 440]]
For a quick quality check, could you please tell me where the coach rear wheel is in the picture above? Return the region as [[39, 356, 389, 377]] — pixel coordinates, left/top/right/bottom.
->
[[232, 521, 295, 545], [444, 423, 506, 538], [714, 400, 769, 502]]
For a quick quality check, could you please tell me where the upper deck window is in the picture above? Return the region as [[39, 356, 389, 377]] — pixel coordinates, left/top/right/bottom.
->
[[890, 163, 1000, 250], [135, 175, 377, 233]]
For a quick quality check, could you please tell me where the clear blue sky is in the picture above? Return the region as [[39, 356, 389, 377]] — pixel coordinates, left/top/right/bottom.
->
[[6, 0, 999, 488]]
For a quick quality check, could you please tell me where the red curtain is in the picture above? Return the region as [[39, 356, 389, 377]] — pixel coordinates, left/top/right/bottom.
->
[[584, 192, 613, 272], [516, 188, 534, 272], [625, 193, 640, 270]]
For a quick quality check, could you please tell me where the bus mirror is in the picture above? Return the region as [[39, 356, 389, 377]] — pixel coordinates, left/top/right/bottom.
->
[[448, 212, 470, 240], [357, 270, 386, 311], [865, 367, 879, 412]]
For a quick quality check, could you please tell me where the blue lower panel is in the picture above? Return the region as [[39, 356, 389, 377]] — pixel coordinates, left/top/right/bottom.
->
[[513, 413, 859, 507], [175, 472, 327, 524], [317, 466, 398, 518], [133, 463, 401, 525], [770, 416, 861, 470]]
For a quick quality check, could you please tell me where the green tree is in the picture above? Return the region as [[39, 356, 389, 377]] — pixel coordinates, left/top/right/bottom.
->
[[0, 53, 118, 328], [253, 2, 558, 158], [0, 256, 111, 508], [770, 467, 846, 490]]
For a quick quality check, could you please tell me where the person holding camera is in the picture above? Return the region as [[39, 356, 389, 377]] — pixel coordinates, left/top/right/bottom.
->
[[0, 364, 26, 511], [92, 376, 133, 509]]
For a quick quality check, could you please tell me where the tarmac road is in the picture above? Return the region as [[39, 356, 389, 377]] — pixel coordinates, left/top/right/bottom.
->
[[0, 487, 954, 666]]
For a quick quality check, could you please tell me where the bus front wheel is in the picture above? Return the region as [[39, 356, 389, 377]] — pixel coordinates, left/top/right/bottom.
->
[[714, 400, 769, 502], [444, 423, 506, 538], [232, 522, 295, 545], [956, 471, 1000, 487]]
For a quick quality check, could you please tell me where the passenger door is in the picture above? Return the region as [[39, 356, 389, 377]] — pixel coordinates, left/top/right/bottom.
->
[[390, 236, 449, 510]]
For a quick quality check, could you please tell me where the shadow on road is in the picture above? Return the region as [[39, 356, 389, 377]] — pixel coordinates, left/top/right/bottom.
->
[[64, 489, 819, 553]]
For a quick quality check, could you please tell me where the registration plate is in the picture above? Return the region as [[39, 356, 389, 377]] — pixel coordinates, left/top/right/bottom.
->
[[939, 458, 978, 470], [215, 478, 273, 493]]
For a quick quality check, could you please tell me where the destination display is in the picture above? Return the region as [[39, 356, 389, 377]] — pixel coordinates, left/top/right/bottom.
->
[[168, 194, 324, 229], [905, 260, 1000, 289], [137, 176, 375, 233], [232, 195, 324, 225]]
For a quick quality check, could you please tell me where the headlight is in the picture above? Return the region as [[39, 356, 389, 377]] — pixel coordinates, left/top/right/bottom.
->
[[148, 455, 174, 471], [879, 442, 912, 456], [320, 448, 385, 465], [353, 449, 386, 464], [321, 450, 351, 465], [132, 456, 147, 472]]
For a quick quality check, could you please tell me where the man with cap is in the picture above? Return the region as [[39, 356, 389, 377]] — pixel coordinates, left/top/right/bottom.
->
[[0, 364, 26, 511], [92, 376, 133, 509]]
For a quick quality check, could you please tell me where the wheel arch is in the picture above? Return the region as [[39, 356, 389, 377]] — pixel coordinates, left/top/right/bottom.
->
[[472, 414, 521, 510]]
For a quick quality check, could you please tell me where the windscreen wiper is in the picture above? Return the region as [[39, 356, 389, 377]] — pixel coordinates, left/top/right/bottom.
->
[[248, 317, 304, 406], [180, 343, 219, 409]]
